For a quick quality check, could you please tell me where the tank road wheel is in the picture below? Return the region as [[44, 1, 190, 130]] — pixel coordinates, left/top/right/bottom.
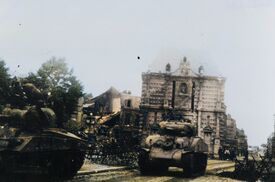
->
[[195, 153, 207, 175], [183, 153, 207, 177], [138, 150, 168, 175], [138, 150, 152, 175], [48, 151, 85, 179], [183, 154, 195, 177], [151, 163, 168, 174], [65, 151, 85, 177]]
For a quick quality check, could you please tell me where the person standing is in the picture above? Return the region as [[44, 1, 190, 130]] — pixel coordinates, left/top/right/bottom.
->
[[244, 149, 249, 161], [218, 147, 223, 160]]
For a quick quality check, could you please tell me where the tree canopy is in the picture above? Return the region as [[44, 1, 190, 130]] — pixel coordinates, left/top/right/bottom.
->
[[0, 59, 11, 111], [0, 57, 85, 129], [24, 57, 84, 127]]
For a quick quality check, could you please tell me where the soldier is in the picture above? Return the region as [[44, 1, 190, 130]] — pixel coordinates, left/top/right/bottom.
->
[[218, 147, 224, 160], [22, 83, 45, 107], [244, 149, 249, 161], [182, 123, 195, 137], [150, 122, 160, 134], [9, 77, 26, 108], [20, 83, 53, 130], [230, 148, 236, 161], [224, 148, 230, 160]]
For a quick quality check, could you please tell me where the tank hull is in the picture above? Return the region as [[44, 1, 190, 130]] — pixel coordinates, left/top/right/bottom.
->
[[138, 120, 208, 177], [0, 128, 87, 179], [0, 149, 85, 179], [139, 148, 207, 176], [147, 148, 207, 168]]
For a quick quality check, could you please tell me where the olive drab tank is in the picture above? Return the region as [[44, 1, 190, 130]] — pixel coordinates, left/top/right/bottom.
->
[[0, 81, 86, 179], [138, 120, 208, 177]]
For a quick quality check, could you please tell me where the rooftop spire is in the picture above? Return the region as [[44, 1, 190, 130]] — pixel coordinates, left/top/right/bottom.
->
[[179, 57, 190, 76], [165, 63, 171, 73]]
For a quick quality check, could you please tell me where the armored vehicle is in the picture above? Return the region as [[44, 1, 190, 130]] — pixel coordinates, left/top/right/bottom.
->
[[0, 108, 86, 179], [0, 82, 86, 179], [138, 121, 208, 177]]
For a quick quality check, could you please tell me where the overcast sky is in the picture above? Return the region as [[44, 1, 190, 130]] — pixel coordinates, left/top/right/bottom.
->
[[1, 0, 275, 146]]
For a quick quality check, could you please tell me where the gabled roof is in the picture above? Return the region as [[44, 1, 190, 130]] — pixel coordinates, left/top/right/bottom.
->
[[172, 58, 199, 77], [91, 86, 120, 102]]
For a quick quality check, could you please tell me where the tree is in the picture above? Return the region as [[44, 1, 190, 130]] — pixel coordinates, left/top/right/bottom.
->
[[0, 59, 11, 111], [24, 57, 84, 127], [37, 57, 74, 89]]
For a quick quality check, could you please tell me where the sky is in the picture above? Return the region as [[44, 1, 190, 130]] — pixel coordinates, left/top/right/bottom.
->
[[1, 0, 275, 146]]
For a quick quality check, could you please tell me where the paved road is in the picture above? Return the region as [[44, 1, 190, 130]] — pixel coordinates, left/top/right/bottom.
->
[[70, 160, 240, 182], [71, 169, 240, 182], [0, 160, 239, 182]]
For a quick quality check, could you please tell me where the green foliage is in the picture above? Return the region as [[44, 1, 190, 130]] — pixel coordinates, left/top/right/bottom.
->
[[0, 59, 11, 110], [37, 57, 73, 89], [23, 57, 84, 127], [0, 57, 84, 129], [24, 72, 48, 93]]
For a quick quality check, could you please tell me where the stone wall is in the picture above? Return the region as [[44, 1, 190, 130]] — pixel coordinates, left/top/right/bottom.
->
[[140, 59, 239, 154]]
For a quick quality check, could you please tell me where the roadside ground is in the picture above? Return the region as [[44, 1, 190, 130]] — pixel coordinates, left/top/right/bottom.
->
[[78, 159, 235, 176]]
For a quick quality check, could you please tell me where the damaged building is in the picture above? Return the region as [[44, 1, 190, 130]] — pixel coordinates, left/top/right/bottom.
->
[[81, 58, 247, 155], [83, 87, 141, 126], [140, 58, 247, 155], [83, 87, 142, 153]]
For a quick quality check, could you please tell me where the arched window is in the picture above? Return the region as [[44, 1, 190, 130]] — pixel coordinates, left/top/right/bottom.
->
[[180, 83, 188, 94]]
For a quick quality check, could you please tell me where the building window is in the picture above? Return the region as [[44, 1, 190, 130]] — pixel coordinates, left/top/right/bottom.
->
[[125, 99, 132, 107], [180, 83, 188, 94]]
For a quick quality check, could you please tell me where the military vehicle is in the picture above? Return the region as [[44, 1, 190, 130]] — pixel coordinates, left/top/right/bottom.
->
[[0, 82, 87, 179], [0, 123, 86, 179], [138, 121, 208, 177]]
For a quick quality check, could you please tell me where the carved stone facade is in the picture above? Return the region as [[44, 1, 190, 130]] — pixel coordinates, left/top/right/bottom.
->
[[236, 128, 248, 155], [225, 114, 238, 149], [140, 58, 241, 154]]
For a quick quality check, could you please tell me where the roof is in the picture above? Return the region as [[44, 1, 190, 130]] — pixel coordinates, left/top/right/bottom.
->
[[91, 86, 120, 102], [172, 58, 198, 77]]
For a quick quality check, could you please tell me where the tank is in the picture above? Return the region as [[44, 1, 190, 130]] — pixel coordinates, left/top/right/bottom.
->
[[0, 82, 86, 179], [0, 109, 86, 179], [138, 121, 208, 177]]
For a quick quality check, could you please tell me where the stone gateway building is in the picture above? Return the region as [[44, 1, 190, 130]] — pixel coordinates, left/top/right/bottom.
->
[[140, 58, 246, 155]]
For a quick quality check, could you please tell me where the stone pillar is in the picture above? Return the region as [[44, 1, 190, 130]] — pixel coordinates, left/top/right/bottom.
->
[[203, 126, 214, 157], [214, 138, 220, 155], [214, 116, 221, 154], [197, 79, 204, 138], [204, 133, 212, 152], [198, 110, 202, 137]]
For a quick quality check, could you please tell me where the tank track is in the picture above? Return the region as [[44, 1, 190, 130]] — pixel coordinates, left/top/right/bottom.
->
[[0, 150, 85, 179]]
